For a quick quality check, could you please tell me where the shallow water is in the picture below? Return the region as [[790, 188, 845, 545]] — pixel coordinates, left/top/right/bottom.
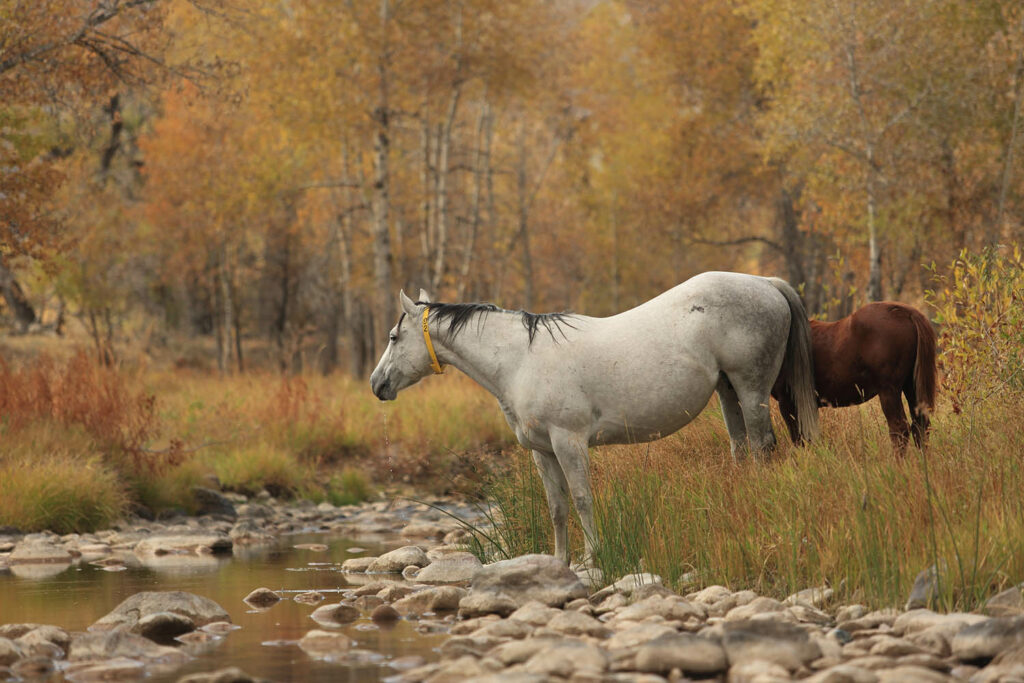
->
[[0, 532, 451, 681]]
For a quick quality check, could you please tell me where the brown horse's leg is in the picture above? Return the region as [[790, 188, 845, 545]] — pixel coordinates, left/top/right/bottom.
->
[[904, 380, 930, 450], [878, 389, 910, 456]]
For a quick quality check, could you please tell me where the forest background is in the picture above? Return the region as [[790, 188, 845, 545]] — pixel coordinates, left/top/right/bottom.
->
[[3, 0, 1022, 374], [3, 0, 1024, 606]]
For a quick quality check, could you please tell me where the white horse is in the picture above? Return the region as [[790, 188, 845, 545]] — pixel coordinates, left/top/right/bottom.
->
[[370, 272, 819, 565]]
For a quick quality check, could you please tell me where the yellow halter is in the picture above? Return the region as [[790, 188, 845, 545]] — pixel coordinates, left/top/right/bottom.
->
[[422, 308, 445, 374]]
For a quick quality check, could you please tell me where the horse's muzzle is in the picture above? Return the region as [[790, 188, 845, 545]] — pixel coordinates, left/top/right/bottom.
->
[[370, 374, 396, 401]]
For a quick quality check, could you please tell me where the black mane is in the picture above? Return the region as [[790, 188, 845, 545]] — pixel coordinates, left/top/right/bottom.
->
[[419, 301, 577, 345]]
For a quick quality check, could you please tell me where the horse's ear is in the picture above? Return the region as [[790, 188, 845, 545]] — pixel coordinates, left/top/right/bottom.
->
[[399, 290, 418, 316], [418, 288, 432, 304]]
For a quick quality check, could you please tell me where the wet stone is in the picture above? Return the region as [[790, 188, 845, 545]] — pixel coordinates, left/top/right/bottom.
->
[[310, 603, 361, 626], [243, 588, 282, 608]]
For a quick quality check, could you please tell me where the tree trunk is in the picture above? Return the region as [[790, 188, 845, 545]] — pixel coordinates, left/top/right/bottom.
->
[[458, 99, 492, 301], [996, 46, 1024, 241], [866, 161, 883, 302], [516, 122, 534, 309], [216, 243, 235, 374], [431, 83, 462, 294], [370, 0, 393, 361], [0, 261, 37, 332]]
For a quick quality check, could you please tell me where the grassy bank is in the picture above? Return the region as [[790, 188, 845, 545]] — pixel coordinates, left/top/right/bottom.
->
[[473, 394, 1024, 610], [0, 352, 514, 532]]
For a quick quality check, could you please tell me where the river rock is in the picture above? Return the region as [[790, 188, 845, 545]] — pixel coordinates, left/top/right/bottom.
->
[[612, 594, 705, 624], [130, 611, 196, 643], [804, 664, 880, 683], [785, 586, 834, 609], [14, 625, 71, 656], [90, 591, 231, 631], [134, 534, 232, 557], [178, 667, 269, 682], [8, 540, 72, 564], [310, 603, 361, 626], [726, 596, 786, 621], [341, 557, 377, 573], [294, 591, 326, 605], [297, 629, 353, 659], [229, 519, 274, 545], [985, 584, 1024, 617], [546, 610, 612, 638], [414, 552, 482, 584], [0, 638, 24, 666], [635, 632, 729, 675], [400, 522, 448, 540], [10, 656, 56, 679], [458, 554, 587, 617], [905, 565, 939, 610], [64, 656, 148, 681], [522, 639, 608, 677], [366, 546, 430, 573], [69, 631, 190, 666], [728, 658, 792, 682], [243, 587, 281, 608], [721, 619, 822, 671], [192, 487, 237, 519], [371, 604, 401, 623], [951, 615, 1024, 661], [605, 622, 677, 651], [393, 586, 467, 616]]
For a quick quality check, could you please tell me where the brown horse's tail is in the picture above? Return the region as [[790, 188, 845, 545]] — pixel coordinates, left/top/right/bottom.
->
[[908, 306, 937, 417], [767, 278, 820, 441]]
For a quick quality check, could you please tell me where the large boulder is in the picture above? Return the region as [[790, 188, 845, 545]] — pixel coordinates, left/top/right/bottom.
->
[[458, 554, 587, 618], [635, 633, 729, 676], [90, 591, 230, 632], [192, 487, 238, 519], [951, 615, 1024, 662], [69, 631, 190, 666]]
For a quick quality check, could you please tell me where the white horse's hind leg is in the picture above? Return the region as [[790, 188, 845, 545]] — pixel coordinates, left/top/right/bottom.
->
[[550, 429, 598, 564], [734, 383, 778, 460], [531, 449, 571, 564], [716, 374, 749, 461]]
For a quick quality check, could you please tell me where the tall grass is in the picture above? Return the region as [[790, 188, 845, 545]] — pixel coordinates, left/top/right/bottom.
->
[[477, 398, 1024, 610], [0, 351, 513, 530]]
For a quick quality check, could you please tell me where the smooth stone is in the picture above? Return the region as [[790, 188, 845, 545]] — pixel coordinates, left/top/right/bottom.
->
[[293, 543, 328, 552], [414, 552, 483, 584], [546, 610, 612, 638], [785, 586, 834, 608], [611, 594, 705, 624], [131, 611, 196, 642], [523, 640, 608, 677], [951, 615, 1024, 661], [310, 603, 361, 626], [906, 565, 940, 610], [90, 591, 230, 631], [507, 601, 562, 626], [10, 656, 56, 679], [297, 629, 353, 659], [8, 540, 72, 565], [366, 546, 430, 573], [294, 591, 325, 605], [178, 666, 269, 682], [63, 656, 148, 681], [470, 618, 533, 640], [605, 622, 677, 650], [0, 638, 25, 666], [726, 596, 786, 621], [459, 554, 587, 618], [985, 585, 1024, 617], [133, 534, 232, 557], [721, 619, 822, 671], [635, 632, 728, 675], [341, 557, 377, 573], [14, 625, 71, 655], [400, 523, 448, 540], [875, 666, 951, 682], [69, 631, 189, 666], [728, 658, 791, 681], [804, 664, 880, 683], [393, 586, 467, 616], [371, 604, 401, 623], [192, 487, 237, 519], [243, 588, 281, 608]]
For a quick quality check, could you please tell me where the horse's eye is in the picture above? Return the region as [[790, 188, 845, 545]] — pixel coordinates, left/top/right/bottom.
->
[[389, 333, 397, 343]]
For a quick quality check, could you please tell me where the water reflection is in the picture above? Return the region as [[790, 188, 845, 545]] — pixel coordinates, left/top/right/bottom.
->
[[0, 533, 450, 682]]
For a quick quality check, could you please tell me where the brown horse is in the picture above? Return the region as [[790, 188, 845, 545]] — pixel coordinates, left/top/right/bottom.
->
[[772, 302, 937, 455]]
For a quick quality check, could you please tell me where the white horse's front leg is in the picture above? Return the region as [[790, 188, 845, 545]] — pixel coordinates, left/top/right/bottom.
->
[[550, 429, 598, 564], [531, 449, 571, 565]]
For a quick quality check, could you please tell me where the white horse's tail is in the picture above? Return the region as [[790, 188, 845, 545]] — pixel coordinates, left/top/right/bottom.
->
[[767, 278, 820, 442]]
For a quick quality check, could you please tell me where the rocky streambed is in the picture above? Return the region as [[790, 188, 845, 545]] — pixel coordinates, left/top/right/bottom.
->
[[1, 489, 1023, 682]]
